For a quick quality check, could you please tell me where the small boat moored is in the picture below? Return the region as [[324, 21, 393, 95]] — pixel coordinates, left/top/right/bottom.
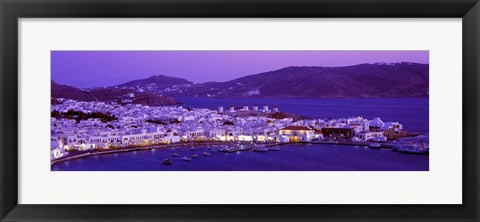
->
[[163, 159, 172, 165], [397, 147, 429, 155], [181, 157, 192, 161], [172, 153, 179, 157], [253, 147, 268, 152], [368, 142, 382, 149], [219, 147, 235, 153], [202, 152, 211, 156], [395, 143, 429, 155], [268, 147, 280, 151]]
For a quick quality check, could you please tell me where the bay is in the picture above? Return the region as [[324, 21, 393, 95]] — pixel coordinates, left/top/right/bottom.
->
[[52, 97, 429, 171]]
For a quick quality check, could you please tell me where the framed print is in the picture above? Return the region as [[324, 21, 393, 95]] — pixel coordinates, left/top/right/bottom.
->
[[1, 0, 479, 221], [49, 50, 430, 171]]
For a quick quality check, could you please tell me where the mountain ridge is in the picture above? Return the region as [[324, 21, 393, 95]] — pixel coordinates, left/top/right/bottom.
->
[[54, 62, 429, 99], [116, 74, 192, 89], [111, 62, 428, 98], [51, 81, 180, 106]]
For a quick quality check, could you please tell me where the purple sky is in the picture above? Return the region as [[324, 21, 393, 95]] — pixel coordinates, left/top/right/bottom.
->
[[51, 50, 429, 88]]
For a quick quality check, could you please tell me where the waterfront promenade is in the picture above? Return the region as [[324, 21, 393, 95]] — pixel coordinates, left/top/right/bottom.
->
[[302, 140, 393, 148], [51, 141, 280, 165], [51, 142, 429, 171], [51, 136, 425, 166]]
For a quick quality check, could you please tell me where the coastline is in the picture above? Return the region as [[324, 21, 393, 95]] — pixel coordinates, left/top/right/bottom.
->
[[301, 140, 392, 148], [50, 141, 279, 166], [51, 140, 429, 171], [50, 138, 415, 166]]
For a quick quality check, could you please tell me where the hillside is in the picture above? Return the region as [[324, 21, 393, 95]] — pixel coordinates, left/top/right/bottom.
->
[[51, 81, 179, 106], [54, 62, 429, 101], [116, 75, 192, 92], [167, 62, 429, 98], [51, 81, 96, 101]]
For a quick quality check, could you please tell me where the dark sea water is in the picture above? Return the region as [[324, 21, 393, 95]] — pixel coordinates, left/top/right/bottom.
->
[[52, 98, 429, 171], [175, 97, 429, 133], [51, 143, 428, 171]]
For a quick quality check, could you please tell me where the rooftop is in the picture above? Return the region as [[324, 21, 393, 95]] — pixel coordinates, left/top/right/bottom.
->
[[280, 126, 312, 131]]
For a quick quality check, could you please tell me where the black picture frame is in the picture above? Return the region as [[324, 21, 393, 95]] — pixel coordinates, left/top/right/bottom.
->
[[1, 0, 479, 221]]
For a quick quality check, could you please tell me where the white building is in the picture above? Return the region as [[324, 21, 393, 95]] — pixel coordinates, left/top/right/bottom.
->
[[357, 131, 385, 141], [164, 129, 180, 143], [279, 126, 315, 142]]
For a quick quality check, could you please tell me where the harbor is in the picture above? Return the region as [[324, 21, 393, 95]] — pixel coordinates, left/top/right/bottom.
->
[[51, 141, 283, 165], [50, 97, 429, 170], [51, 135, 429, 170], [51, 142, 429, 171]]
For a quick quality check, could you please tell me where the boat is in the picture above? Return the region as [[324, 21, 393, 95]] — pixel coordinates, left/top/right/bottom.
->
[[395, 144, 429, 155], [253, 147, 268, 152], [268, 147, 280, 151], [371, 136, 388, 142], [171, 153, 179, 157], [219, 148, 235, 153], [202, 152, 211, 156], [368, 142, 382, 149], [190, 154, 199, 158], [181, 157, 192, 161], [397, 147, 429, 154], [163, 159, 172, 165]]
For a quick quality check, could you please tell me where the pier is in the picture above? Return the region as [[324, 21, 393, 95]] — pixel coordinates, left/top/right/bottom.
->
[[218, 143, 282, 153], [300, 140, 394, 149]]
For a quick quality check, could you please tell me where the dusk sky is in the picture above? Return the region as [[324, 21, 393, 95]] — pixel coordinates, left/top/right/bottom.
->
[[51, 50, 429, 88]]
